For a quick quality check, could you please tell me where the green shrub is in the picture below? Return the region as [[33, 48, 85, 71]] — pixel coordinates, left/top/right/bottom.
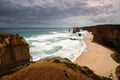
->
[[53, 59, 61, 63], [64, 62, 78, 71], [111, 53, 120, 63], [116, 65, 120, 80]]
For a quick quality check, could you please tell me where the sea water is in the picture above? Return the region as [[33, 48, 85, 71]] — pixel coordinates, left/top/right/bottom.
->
[[0, 28, 87, 62]]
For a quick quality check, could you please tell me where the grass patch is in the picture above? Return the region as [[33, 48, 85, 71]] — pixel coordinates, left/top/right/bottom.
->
[[64, 62, 79, 71], [41, 57, 113, 80], [53, 59, 61, 63], [81, 66, 101, 80], [0, 65, 24, 78], [116, 65, 120, 80], [52, 57, 80, 71], [111, 53, 120, 63], [80, 66, 112, 80]]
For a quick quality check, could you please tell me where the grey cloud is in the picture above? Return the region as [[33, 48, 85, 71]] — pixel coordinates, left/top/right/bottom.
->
[[90, 12, 120, 24], [0, 0, 120, 28], [0, 0, 88, 26]]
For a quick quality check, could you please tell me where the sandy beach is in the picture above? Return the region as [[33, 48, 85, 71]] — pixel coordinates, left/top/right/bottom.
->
[[74, 32, 119, 80]]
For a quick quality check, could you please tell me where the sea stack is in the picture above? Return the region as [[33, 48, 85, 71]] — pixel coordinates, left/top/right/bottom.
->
[[72, 27, 80, 33], [0, 34, 30, 73]]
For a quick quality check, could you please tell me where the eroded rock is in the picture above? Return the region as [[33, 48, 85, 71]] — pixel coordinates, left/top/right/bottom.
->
[[0, 34, 30, 73]]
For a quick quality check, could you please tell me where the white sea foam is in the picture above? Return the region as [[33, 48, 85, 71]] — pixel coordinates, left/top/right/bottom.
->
[[26, 30, 88, 62], [50, 32, 58, 34]]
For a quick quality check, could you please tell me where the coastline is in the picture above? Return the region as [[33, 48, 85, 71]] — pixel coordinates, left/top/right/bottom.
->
[[74, 32, 119, 80]]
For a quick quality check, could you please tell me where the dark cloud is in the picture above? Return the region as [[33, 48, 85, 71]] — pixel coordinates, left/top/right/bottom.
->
[[0, 0, 120, 28]]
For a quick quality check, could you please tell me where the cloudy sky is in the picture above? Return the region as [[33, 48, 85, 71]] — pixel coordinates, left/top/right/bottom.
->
[[0, 0, 120, 28]]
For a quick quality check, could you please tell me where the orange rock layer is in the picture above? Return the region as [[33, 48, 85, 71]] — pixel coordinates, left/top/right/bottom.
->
[[0, 34, 30, 73]]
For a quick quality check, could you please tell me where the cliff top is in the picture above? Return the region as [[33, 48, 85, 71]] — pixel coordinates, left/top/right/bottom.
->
[[0, 34, 28, 47], [0, 57, 110, 80]]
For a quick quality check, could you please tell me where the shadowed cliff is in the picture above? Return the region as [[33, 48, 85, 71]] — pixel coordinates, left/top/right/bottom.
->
[[0, 34, 30, 74], [91, 24, 120, 53]]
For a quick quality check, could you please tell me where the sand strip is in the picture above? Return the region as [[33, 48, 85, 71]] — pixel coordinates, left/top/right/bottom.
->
[[74, 32, 119, 80]]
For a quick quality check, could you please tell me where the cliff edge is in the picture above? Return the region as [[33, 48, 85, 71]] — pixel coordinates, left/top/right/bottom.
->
[[72, 24, 120, 53], [91, 24, 120, 53], [0, 34, 30, 73], [0, 57, 110, 80]]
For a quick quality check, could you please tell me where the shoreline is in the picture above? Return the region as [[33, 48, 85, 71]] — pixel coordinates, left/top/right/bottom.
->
[[72, 37, 87, 62], [74, 32, 119, 80]]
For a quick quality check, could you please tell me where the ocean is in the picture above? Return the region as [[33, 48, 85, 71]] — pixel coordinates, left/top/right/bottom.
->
[[0, 28, 87, 62]]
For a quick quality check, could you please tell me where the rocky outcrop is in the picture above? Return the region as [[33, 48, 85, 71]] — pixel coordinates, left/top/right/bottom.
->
[[72, 27, 80, 33], [0, 34, 30, 73], [116, 65, 120, 80], [0, 57, 111, 80], [72, 27, 92, 33], [81, 27, 92, 32], [91, 24, 120, 53]]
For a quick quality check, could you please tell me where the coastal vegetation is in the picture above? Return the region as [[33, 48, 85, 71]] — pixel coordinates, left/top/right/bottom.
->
[[111, 52, 120, 63], [116, 65, 120, 80]]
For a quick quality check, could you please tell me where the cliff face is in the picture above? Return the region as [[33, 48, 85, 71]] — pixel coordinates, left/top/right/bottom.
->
[[72, 27, 91, 33], [0, 34, 30, 73], [72, 25, 120, 52], [91, 24, 120, 53]]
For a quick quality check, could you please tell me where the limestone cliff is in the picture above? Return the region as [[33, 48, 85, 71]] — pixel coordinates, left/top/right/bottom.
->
[[73, 25, 120, 52], [91, 24, 120, 53], [0, 34, 30, 73], [72, 27, 92, 33]]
